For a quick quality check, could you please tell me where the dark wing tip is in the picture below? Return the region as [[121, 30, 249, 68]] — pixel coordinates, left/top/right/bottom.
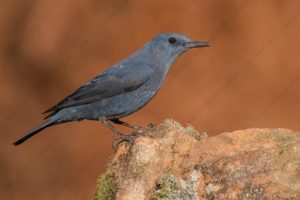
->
[[42, 107, 56, 114], [13, 139, 24, 146]]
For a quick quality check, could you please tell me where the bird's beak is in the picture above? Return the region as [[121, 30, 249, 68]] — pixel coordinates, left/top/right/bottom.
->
[[184, 41, 210, 48]]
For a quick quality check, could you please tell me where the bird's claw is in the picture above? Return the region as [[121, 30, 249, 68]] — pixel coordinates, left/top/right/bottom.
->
[[112, 134, 137, 152]]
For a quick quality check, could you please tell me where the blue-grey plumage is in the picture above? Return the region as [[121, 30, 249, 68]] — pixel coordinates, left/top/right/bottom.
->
[[13, 33, 209, 146]]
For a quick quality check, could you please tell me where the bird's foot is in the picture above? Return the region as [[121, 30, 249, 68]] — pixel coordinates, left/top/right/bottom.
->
[[112, 133, 137, 152]]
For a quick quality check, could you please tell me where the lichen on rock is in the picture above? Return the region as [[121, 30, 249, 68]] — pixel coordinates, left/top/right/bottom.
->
[[150, 174, 189, 200], [163, 119, 207, 141], [93, 173, 118, 200]]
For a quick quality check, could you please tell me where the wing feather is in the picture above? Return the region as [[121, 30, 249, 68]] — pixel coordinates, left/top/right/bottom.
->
[[43, 64, 153, 115]]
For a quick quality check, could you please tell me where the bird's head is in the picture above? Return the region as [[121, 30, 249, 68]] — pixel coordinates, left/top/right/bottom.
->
[[145, 33, 209, 65]]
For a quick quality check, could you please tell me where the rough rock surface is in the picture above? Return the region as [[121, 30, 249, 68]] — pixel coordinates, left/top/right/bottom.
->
[[93, 119, 300, 200]]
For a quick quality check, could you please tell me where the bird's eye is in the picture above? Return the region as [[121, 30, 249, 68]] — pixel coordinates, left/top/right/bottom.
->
[[168, 37, 177, 44]]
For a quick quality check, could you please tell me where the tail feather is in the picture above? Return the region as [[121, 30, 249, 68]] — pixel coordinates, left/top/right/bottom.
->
[[13, 120, 54, 146]]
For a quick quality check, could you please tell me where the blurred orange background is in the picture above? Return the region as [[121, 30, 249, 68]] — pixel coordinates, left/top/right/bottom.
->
[[1, 0, 300, 199]]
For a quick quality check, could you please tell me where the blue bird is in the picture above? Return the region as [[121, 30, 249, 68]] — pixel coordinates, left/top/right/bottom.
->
[[13, 33, 209, 148]]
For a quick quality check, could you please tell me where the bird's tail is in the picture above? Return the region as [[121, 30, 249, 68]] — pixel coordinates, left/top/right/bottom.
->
[[13, 119, 55, 146]]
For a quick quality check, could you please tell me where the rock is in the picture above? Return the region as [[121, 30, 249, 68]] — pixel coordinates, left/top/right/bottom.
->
[[93, 119, 300, 200]]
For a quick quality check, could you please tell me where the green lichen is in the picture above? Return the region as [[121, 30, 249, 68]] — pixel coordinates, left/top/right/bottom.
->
[[163, 119, 207, 141], [163, 119, 182, 130], [150, 175, 190, 200], [93, 173, 118, 200], [184, 125, 207, 141]]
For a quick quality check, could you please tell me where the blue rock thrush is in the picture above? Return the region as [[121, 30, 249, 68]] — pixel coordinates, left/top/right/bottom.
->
[[13, 33, 209, 147]]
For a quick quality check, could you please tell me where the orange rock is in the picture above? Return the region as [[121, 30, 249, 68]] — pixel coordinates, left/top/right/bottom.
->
[[95, 119, 300, 200]]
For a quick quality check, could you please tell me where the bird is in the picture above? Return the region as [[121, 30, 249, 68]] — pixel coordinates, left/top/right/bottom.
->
[[13, 32, 209, 148]]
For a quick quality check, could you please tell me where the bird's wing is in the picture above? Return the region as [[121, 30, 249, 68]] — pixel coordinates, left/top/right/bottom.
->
[[43, 63, 154, 114]]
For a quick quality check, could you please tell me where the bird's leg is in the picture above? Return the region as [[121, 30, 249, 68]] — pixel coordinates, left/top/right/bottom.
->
[[101, 119, 136, 151], [111, 119, 142, 130], [101, 120, 125, 137]]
